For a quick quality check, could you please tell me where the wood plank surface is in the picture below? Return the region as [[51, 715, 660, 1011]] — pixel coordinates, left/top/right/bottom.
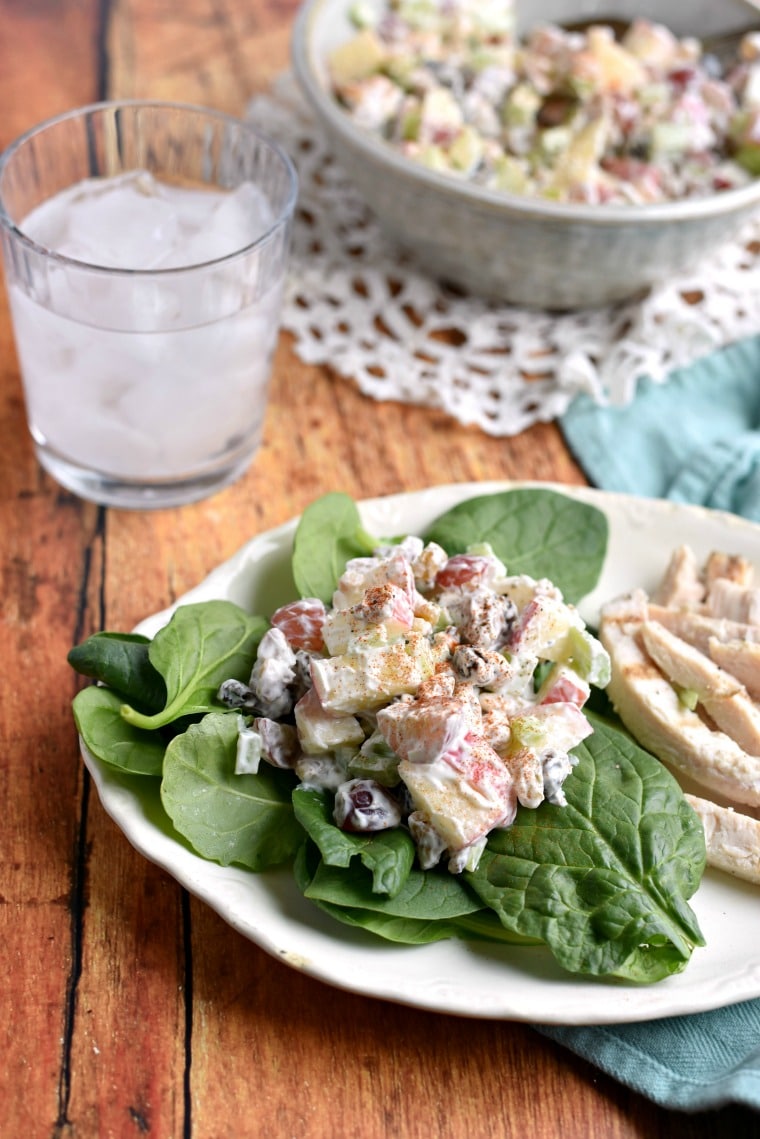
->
[[2, 2, 759, 1137]]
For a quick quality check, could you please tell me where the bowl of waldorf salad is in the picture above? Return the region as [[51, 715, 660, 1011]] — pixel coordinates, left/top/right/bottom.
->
[[291, 0, 760, 309]]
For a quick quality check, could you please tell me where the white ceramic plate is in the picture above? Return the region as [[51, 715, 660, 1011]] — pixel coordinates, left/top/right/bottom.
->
[[81, 482, 760, 1025]]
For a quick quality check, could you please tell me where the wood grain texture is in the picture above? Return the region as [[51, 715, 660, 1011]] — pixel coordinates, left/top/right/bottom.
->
[[2, 1, 759, 1137]]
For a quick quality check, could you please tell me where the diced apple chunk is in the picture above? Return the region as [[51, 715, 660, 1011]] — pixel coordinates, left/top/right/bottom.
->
[[399, 734, 516, 851], [294, 687, 365, 755], [311, 632, 436, 713], [322, 582, 415, 655], [328, 29, 386, 87]]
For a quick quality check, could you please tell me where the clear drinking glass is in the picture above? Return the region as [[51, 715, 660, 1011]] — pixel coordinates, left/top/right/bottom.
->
[[0, 101, 298, 509]]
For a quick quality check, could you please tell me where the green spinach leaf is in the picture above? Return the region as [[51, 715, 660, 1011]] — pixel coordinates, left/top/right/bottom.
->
[[292, 842, 467, 943], [161, 712, 302, 870], [72, 685, 165, 776], [293, 829, 542, 947], [425, 488, 608, 604], [120, 601, 267, 730], [292, 492, 377, 603], [301, 843, 484, 920], [466, 714, 706, 982], [293, 785, 415, 897], [68, 632, 166, 714]]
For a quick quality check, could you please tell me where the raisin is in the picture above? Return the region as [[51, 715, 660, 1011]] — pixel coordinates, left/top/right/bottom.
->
[[217, 678, 257, 710], [537, 92, 576, 128], [333, 779, 402, 832]]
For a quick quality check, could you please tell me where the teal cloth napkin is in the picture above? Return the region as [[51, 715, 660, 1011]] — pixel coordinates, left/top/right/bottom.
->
[[543, 334, 760, 1112], [536, 1001, 760, 1112], [560, 335, 760, 520]]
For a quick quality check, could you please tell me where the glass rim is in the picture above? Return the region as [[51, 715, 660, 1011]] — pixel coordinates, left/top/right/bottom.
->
[[0, 99, 299, 276]]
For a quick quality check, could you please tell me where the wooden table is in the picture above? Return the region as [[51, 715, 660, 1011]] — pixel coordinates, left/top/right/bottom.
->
[[2, 3, 757, 1136]]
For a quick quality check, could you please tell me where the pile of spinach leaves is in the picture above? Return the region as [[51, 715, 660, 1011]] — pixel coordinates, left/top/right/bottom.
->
[[69, 487, 706, 983]]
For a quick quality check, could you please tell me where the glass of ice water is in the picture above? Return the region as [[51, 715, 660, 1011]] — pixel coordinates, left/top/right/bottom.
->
[[0, 101, 298, 509]]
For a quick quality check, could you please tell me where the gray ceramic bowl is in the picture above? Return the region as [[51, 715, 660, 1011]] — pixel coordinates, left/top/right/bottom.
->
[[292, 0, 760, 309]]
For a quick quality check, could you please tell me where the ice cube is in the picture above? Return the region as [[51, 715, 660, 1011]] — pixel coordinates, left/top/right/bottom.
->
[[21, 172, 277, 272], [160, 182, 276, 267], [22, 172, 182, 270]]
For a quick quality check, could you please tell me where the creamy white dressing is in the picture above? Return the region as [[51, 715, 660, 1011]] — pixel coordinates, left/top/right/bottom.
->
[[223, 535, 610, 872]]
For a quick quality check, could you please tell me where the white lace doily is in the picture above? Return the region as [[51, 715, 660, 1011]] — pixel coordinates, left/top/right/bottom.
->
[[250, 76, 760, 437]]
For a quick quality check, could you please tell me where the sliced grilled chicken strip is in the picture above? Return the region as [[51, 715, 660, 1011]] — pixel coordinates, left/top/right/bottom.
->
[[599, 599, 760, 808], [704, 551, 755, 590], [646, 604, 760, 656], [641, 620, 742, 699], [652, 545, 704, 608], [685, 795, 760, 885], [641, 620, 760, 756], [706, 578, 760, 625], [708, 638, 760, 701]]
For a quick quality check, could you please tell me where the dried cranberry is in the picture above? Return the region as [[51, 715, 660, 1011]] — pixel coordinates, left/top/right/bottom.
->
[[669, 67, 697, 90]]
